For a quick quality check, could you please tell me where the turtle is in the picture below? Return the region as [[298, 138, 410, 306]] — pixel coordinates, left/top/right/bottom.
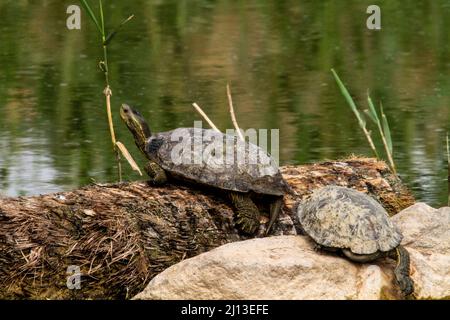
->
[[120, 103, 290, 235], [295, 186, 414, 297]]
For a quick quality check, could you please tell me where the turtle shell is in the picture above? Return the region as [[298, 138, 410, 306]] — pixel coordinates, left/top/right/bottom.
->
[[145, 128, 287, 196], [296, 186, 402, 254]]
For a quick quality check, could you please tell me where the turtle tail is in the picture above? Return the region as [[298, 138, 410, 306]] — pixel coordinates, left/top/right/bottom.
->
[[391, 245, 415, 297]]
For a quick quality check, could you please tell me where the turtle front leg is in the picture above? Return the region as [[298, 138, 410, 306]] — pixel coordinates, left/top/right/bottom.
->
[[144, 161, 168, 185], [229, 192, 261, 235], [389, 245, 415, 297]]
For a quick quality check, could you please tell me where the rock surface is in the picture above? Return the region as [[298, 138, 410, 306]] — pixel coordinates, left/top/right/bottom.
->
[[392, 203, 450, 299], [134, 203, 450, 300]]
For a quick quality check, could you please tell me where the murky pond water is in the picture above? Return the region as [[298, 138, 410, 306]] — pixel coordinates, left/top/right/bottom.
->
[[0, 0, 449, 207]]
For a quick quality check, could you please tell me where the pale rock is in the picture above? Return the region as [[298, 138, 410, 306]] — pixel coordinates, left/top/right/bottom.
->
[[391, 203, 450, 299], [134, 202, 450, 300], [134, 236, 393, 300]]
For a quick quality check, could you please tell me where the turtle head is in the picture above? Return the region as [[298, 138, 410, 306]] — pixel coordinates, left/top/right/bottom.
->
[[120, 104, 151, 155]]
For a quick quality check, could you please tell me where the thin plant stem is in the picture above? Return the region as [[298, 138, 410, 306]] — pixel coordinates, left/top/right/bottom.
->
[[116, 142, 142, 176], [104, 87, 122, 180], [192, 103, 221, 133], [103, 46, 109, 86], [226, 84, 244, 141], [99, 0, 121, 181], [361, 125, 378, 158], [374, 106, 397, 175], [378, 126, 396, 175], [102, 46, 121, 181], [366, 96, 397, 175]]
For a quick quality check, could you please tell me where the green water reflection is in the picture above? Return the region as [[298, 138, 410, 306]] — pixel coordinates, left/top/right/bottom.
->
[[0, 0, 449, 206]]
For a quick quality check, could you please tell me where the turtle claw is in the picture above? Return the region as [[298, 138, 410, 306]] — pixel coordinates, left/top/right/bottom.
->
[[144, 162, 168, 186], [236, 216, 259, 235], [313, 243, 323, 252]]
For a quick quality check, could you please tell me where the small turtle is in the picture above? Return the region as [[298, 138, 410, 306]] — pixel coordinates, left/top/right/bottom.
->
[[296, 186, 414, 297], [120, 104, 289, 235]]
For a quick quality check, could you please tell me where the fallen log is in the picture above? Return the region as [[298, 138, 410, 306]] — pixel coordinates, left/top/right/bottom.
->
[[0, 157, 415, 299]]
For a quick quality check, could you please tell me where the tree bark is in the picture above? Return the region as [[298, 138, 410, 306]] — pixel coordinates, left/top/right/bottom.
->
[[0, 157, 415, 299]]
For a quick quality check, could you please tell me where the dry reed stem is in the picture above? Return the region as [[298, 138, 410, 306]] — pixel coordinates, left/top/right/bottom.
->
[[104, 86, 122, 181], [362, 126, 379, 159], [104, 87, 116, 144], [380, 129, 397, 175], [192, 103, 221, 132], [226, 84, 244, 141], [116, 142, 143, 176]]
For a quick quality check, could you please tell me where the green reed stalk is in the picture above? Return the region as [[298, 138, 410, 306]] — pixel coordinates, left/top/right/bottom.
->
[[331, 69, 379, 158], [331, 69, 397, 175], [366, 97, 397, 175]]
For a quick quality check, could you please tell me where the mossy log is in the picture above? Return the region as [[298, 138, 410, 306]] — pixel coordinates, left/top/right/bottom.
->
[[0, 157, 415, 299]]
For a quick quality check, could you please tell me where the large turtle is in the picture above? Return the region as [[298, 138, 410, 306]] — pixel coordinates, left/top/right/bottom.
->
[[120, 103, 289, 235], [296, 186, 414, 297]]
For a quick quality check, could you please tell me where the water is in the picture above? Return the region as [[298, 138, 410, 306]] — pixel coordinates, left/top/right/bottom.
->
[[0, 0, 449, 207]]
